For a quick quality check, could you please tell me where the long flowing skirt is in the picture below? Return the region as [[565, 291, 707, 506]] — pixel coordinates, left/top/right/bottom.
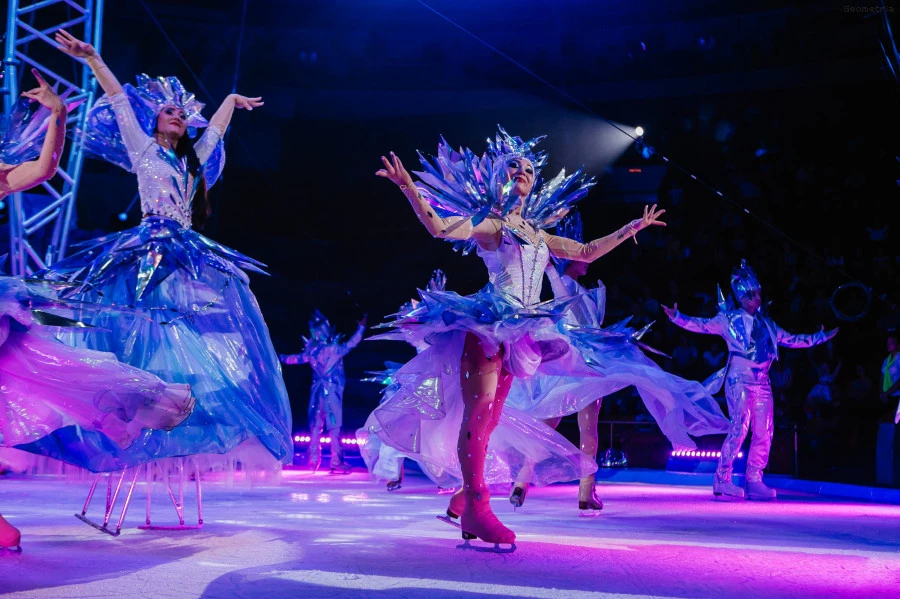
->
[[17, 216, 292, 472], [360, 331, 597, 487], [0, 277, 193, 469], [507, 326, 729, 450]]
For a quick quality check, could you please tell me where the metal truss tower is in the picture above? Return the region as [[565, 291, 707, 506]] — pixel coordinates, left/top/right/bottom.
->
[[2, 0, 104, 275]]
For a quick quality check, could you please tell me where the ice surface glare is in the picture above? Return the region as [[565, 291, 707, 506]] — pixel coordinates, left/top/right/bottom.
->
[[270, 569, 683, 598], [0, 471, 897, 598]]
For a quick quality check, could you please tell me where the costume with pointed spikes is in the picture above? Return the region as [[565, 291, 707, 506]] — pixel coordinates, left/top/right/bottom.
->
[[280, 312, 365, 471], [19, 75, 293, 473], [363, 129, 607, 496], [667, 260, 837, 500], [0, 89, 194, 474]]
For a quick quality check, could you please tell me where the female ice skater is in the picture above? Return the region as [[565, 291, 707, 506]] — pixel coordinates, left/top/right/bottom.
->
[[366, 127, 668, 547], [0, 70, 194, 552], [19, 30, 292, 475]]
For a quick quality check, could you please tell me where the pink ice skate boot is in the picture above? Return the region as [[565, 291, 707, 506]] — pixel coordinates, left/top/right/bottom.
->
[[460, 491, 515, 546], [0, 515, 21, 552]]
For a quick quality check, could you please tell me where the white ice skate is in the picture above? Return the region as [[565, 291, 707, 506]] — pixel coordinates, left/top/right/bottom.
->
[[746, 479, 777, 501], [712, 477, 745, 500]]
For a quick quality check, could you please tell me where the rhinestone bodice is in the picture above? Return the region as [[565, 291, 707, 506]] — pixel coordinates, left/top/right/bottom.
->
[[478, 221, 549, 307], [109, 93, 222, 229]]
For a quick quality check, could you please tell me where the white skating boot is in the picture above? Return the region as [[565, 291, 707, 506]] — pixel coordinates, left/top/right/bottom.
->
[[713, 473, 745, 500], [746, 479, 777, 501]]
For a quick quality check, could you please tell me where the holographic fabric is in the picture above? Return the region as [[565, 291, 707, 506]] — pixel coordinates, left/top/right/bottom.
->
[[0, 276, 193, 457], [506, 269, 729, 451], [281, 317, 365, 469], [363, 221, 595, 487], [0, 96, 82, 166], [413, 127, 594, 254], [669, 271, 835, 481], [76, 85, 225, 209], [18, 90, 291, 472]]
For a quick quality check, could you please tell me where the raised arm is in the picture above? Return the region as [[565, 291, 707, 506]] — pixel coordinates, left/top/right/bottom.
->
[[207, 94, 264, 135], [340, 317, 367, 357], [56, 29, 123, 97], [775, 324, 838, 349], [0, 71, 67, 196], [55, 29, 152, 161], [543, 204, 666, 262], [662, 303, 728, 336], [377, 152, 502, 249], [190, 94, 262, 166]]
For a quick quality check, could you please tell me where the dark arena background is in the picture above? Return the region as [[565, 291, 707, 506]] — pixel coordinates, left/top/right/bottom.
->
[[1, 1, 899, 597]]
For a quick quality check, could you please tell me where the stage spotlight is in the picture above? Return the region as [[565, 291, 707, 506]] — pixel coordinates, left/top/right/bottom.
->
[[117, 212, 128, 222], [635, 126, 644, 137]]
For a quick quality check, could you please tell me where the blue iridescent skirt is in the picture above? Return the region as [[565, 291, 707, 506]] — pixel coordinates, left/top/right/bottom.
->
[[18, 216, 293, 472]]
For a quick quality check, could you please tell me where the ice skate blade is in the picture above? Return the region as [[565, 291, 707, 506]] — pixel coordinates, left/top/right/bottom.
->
[[712, 492, 745, 501], [75, 513, 121, 537], [746, 494, 776, 502], [329, 467, 351, 476], [436, 514, 460, 529], [386, 481, 402, 492], [579, 509, 602, 518], [1, 545, 23, 554], [456, 538, 516, 553], [138, 523, 203, 531]]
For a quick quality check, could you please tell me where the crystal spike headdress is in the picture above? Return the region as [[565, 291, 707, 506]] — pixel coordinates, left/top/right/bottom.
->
[[413, 125, 595, 254], [75, 74, 224, 185], [730, 259, 761, 301], [307, 309, 338, 344]]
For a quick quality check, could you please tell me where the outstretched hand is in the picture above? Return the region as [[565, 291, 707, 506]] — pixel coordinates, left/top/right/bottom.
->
[[231, 94, 264, 111], [638, 204, 667, 230], [661, 303, 678, 320], [21, 69, 64, 113], [823, 326, 839, 341], [376, 151, 415, 188], [279, 354, 299, 365], [55, 29, 96, 59], [358, 314, 368, 327]]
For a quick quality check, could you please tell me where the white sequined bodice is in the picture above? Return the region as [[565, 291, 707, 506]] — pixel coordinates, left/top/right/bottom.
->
[[110, 94, 222, 229], [478, 226, 549, 307]]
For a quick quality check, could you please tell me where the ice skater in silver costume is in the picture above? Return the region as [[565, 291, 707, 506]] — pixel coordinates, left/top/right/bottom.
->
[[280, 311, 366, 472], [663, 260, 837, 500]]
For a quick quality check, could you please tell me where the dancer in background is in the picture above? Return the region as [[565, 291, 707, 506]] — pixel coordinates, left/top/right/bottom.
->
[[663, 260, 838, 500], [20, 30, 291, 477], [368, 127, 670, 547], [0, 70, 193, 552], [280, 311, 366, 473]]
